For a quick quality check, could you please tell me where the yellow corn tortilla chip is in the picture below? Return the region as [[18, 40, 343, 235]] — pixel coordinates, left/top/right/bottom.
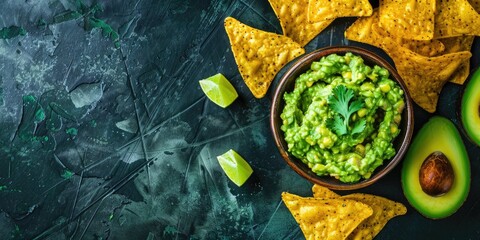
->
[[348, 19, 471, 112], [310, 185, 407, 239], [434, 0, 480, 38], [268, 0, 334, 46], [344, 10, 381, 48], [378, 0, 435, 40], [399, 38, 445, 57], [447, 63, 470, 85], [343, 193, 407, 240], [282, 192, 373, 240], [440, 36, 475, 84], [345, 10, 445, 57], [312, 184, 341, 199], [308, 0, 373, 22], [378, 34, 472, 112], [224, 17, 305, 98], [441, 36, 476, 54], [374, 21, 445, 57]]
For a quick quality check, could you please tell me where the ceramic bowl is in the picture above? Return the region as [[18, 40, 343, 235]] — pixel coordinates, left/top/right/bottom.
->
[[270, 46, 414, 190]]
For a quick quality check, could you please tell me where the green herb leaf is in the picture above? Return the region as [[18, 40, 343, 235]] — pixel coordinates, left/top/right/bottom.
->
[[351, 119, 366, 135], [328, 85, 354, 118], [327, 116, 348, 136], [328, 85, 365, 136]]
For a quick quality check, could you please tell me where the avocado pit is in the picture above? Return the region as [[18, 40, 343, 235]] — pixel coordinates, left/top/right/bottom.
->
[[419, 151, 454, 196]]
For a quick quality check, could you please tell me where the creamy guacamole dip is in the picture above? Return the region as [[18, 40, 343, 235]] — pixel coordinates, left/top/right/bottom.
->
[[280, 53, 405, 183]]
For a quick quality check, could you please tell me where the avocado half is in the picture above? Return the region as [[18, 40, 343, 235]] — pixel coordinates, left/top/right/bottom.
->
[[461, 67, 480, 146], [401, 116, 470, 219]]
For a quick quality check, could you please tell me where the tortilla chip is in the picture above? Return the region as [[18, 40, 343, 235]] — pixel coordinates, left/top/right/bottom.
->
[[308, 0, 373, 22], [345, 10, 445, 57], [345, 10, 382, 48], [378, 35, 472, 112], [447, 63, 470, 85], [310, 186, 406, 239], [441, 36, 476, 54], [434, 0, 480, 38], [224, 17, 304, 98], [378, 0, 435, 40], [400, 38, 445, 57], [268, 0, 334, 46], [343, 193, 407, 240], [282, 192, 373, 240], [374, 20, 445, 57], [348, 19, 471, 112], [312, 184, 341, 199], [440, 36, 475, 84]]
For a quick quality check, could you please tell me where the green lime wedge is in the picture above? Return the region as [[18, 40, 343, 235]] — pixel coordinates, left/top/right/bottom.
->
[[217, 149, 253, 187], [199, 73, 238, 108]]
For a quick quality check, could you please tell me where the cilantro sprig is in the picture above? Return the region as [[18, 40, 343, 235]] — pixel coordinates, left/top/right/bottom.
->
[[327, 85, 366, 136]]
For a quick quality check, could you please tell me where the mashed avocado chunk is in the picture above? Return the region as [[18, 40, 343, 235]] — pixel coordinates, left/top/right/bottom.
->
[[280, 53, 404, 183]]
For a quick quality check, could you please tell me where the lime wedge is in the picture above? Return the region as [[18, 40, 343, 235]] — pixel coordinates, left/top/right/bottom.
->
[[217, 149, 253, 187], [199, 73, 238, 108]]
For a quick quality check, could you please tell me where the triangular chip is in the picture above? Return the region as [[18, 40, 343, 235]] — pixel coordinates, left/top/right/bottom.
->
[[312, 184, 341, 199], [378, 34, 472, 112], [343, 193, 407, 240], [344, 10, 381, 48], [399, 38, 445, 57], [282, 192, 373, 240], [348, 19, 471, 112], [308, 0, 373, 22], [434, 0, 480, 38], [440, 36, 475, 84], [224, 17, 305, 98], [441, 36, 477, 54], [378, 0, 435, 40], [447, 62, 470, 85], [268, 0, 334, 46], [345, 10, 445, 57]]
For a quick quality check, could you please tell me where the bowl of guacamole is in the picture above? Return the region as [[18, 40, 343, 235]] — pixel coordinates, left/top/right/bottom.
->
[[270, 46, 414, 190]]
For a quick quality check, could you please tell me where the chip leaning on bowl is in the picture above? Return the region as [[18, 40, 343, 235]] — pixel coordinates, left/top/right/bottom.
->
[[280, 52, 404, 183]]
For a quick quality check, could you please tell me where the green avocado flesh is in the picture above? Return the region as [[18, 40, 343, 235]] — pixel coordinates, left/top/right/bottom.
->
[[402, 116, 470, 219], [461, 67, 480, 146]]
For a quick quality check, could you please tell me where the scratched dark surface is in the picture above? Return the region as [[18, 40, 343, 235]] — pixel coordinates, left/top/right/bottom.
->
[[0, 0, 479, 239]]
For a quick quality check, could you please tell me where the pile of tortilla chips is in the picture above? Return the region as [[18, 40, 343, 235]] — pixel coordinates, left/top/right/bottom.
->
[[225, 0, 477, 109], [225, 0, 374, 98], [282, 185, 407, 240], [345, 0, 478, 112]]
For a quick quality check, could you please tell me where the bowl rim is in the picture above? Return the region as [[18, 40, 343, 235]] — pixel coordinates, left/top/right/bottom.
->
[[270, 45, 414, 190]]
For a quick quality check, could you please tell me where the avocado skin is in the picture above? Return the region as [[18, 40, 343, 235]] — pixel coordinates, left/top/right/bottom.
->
[[460, 67, 480, 146], [401, 116, 470, 219]]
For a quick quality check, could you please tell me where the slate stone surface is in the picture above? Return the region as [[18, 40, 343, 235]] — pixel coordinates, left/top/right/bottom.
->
[[0, 0, 479, 239]]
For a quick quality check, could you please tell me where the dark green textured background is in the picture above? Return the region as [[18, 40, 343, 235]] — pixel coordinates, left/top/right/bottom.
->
[[0, 0, 478, 239]]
